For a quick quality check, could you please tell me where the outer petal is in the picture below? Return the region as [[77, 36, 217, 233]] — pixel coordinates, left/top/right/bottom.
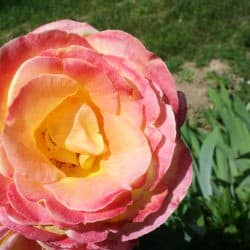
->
[[86, 30, 179, 114], [2, 74, 78, 182], [44, 174, 127, 212], [0, 30, 90, 131], [32, 19, 98, 36], [0, 231, 41, 250], [7, 184, 55, 225], [14, 174, 85, 225], [84, 191, 132, 223], [0, 144, 13, 178], [131, 186, 168, 223], [119, 139, 192, 241], [0, 174, 11, 205], [0, 207, 64, 242], [149, 104, 177, 190], [66, 224, 109, 245]]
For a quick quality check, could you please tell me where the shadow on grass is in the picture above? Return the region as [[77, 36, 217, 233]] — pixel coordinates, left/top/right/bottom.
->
[[136, 224, 249, 250]]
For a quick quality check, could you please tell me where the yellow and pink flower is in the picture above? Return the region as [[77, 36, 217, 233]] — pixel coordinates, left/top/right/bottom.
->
[[0, 20, 192, 250]]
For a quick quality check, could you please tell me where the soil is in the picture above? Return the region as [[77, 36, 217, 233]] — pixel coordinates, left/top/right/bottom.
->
[[174, 59, 231, 120]]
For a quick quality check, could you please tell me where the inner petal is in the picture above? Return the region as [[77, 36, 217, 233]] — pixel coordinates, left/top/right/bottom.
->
[[35, 95, 105, 177], [65, 104, 105, 155], [2, 74, 79, 182]]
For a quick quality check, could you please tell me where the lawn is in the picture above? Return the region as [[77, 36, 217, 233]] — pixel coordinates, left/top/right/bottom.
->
[[0, 1, 249, 249]]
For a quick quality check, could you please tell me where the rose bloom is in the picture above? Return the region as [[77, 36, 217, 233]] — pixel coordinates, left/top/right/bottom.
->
[[0, 20, 192, 250]]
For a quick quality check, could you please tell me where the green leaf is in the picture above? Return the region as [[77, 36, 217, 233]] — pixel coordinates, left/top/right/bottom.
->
[[236, 175, 250, 202], [214, 147, 231, 183], [220, 105, 250, 155], [197, 128, 219, 198], [220, 83, 231, 107], [233, 95, 250, 129]]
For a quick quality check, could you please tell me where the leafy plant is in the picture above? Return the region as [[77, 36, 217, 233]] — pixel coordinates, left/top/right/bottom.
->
[[139, 79, 250, 250]]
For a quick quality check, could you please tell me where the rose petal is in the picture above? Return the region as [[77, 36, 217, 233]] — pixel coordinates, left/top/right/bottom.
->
[[0, 207, 64, 242], [44, 175, 127, 212], [86, 30, 152, 64], [7, 56, 63, 106], [65, 104, 105, 155], [0, 30, 90, 131], [6, 234, 41, 250], [63, 58, 119, 114], [32, 19, 98, 36], [0, 174, 11, 205], [145, 56, 179, 115], [102, 114, 151, 188], [7, 184, 54, 225], [119, 139, 192, 241], [86, 30, 179, 114], [66, 224, 109, 244], [0, 145, 13, 178], [2, 74, 78, 182], [149, 104, 177, 190], [15, 173, 85, 225]]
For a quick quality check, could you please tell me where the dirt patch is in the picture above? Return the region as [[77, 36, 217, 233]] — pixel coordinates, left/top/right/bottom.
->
[[173, 59, 231, 120]]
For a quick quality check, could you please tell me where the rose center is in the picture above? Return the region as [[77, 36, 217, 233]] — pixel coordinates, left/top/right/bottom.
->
[[35, 95, 105, 177]]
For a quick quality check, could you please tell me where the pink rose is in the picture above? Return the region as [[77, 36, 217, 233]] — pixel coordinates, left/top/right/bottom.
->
[[0, 20, 192, 250]]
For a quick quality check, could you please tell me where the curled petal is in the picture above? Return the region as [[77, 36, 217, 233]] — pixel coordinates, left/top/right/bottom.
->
[[0, 30, 90, 131], [66, 224, 109, 244], [7, 184, 54, 225], [44, 175, 128, 212], [0, 174, 11, 205], [2, 74, 78, 182], [86, 30, 179, 115], [7, 56, 63, 106], [0, 207, 64, 242], [119, 140, 192, 241], [102, 114, 151, 188]]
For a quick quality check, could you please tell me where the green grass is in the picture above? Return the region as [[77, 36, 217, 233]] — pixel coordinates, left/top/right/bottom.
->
[[0, 0, 250, 77]]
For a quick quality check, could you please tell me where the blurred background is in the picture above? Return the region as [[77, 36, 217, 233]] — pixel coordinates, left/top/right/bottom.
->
[[0, 1, 249, 249]]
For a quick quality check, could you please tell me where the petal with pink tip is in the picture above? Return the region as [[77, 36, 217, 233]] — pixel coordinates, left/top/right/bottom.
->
[[84, 191, 132, 223], [6, 234, 41, 250], [7, 184, 54, 225], [66, 224, 108, 244], [2, 74, 78, 182], [0, 30, 90, 131], [15, 174, 85, 225], [149, 104, 177, 190], [44, 175, 127, 212], [0, 145, 13, 178], [0, 174, 11, 205], [63, 58, 119, 114], [86, 30, 152, 64], [0, 231, 41, 250], [38, 237, 84, 250], [0, 207, 64, 242], [132, 186, 168, 223], [7, 56, 63, 106], [41, 45, 133, 95], [145, 56, 179, 116], [119, 139, 192, 241], [86, 30, 179, 114], [32, 19, 98, 36], [102, 114, 151, 188], [104, 55, 162, 123]]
